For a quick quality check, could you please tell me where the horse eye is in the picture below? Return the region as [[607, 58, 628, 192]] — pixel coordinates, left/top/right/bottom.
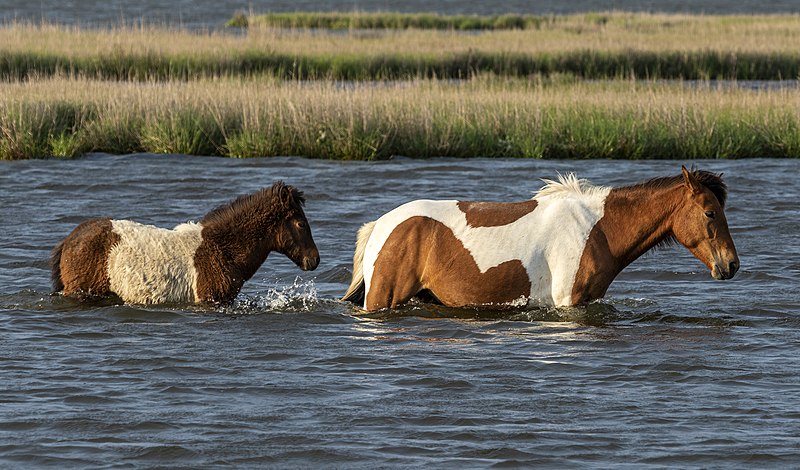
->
[[704, 210, 716, 219]]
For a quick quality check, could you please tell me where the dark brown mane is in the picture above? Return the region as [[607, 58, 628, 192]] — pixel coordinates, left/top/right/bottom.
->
[[200, 181, 305, 227], [617, 169, 727, 252], [626, 170, 727, 207]]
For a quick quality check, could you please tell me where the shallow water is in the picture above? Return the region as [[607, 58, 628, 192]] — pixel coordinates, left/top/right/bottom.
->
[[1, 155, 799, 467], [3, 0, 799, 29]]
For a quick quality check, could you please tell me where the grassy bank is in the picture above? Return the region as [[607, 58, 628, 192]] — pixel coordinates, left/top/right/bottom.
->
[[4, 50, 799, 81], [228, 12, 553, 30], [3, 16, 800, 80], [3, 49, 799, 81], [3, 77, 799, 160]]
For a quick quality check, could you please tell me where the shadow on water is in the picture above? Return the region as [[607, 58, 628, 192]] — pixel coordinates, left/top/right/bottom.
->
[[633, 311, 752, 327], [354, 300, 625, 327], [0, 289, 123, 314], [3, 287, 754, 329], [350, 298, 757, 329]]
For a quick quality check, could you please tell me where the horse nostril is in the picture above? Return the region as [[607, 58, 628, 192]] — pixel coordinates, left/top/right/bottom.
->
[[729, 261, 739, 276], [304, 255, 319, 271]]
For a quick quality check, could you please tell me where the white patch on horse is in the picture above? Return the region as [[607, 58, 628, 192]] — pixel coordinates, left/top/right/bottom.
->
[[107, 220, 203, 304], [363, 174, 611, 307]]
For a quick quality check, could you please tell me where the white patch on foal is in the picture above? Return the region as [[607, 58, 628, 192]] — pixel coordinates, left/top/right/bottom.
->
[[362, 174, 611, 307], [107, 220, 203, 304]]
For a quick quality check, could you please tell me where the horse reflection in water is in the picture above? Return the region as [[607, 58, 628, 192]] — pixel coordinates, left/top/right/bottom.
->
[[343, 167, 739, 311], [52, 181, 319, 305]]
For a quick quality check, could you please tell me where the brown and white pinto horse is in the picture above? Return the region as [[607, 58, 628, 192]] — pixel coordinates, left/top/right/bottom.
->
[[343, 167, 739, 311], [52, 181, 319, 304]]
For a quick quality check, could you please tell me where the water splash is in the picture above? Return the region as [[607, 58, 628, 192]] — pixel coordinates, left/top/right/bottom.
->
[[224, 278, 319, 314]]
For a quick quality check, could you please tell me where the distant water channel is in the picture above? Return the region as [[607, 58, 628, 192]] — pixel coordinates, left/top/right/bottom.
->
[[1, 155, 799, 467], [3, 0, 800, 29]]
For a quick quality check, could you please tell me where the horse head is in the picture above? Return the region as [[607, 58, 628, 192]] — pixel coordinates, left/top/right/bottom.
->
[[672, 166, 739, 280], [274, 184, 320, 272]]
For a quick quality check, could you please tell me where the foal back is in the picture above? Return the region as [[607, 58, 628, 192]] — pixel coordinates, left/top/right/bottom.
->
[[53, 218, 203, 303]]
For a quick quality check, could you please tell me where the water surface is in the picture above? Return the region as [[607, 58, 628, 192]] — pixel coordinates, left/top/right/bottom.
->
[[1, 155, 799, 467], [3, 0, 799, 29]]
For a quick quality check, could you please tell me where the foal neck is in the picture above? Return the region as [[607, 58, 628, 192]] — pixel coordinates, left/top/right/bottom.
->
[[200, 198, 287, 271]]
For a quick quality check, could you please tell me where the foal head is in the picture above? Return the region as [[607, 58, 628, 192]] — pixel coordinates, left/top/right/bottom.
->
[[272, 183, 320, 272], [672, 167, 739, 280]]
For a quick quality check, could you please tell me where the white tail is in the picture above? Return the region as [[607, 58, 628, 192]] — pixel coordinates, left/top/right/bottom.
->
[[341, 220, 377, 304]]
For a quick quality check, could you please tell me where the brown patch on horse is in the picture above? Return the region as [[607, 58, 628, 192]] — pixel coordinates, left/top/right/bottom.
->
[[366, 216, 530, 310], [571, 223, 624, 306], [457, 200, 538, 228], [54, 218, 120, 298], [194, 182, 317, 303]]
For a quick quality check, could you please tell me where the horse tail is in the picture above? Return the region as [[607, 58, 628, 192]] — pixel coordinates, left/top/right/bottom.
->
[[51, 240, 65, 293], [341, 220, 377, 305]]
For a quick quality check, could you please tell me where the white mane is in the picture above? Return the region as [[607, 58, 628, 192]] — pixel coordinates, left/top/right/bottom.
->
[[533, 173, 610, 200]]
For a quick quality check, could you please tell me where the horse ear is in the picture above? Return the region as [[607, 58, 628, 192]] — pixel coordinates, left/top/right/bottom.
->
[[280, 185, 293, 208], [681, 165, 702, 194]]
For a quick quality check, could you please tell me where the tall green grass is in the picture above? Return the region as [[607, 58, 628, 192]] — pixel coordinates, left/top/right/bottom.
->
[[2, 77, 799, 160], [2, 49, 799, 81], [231, 12, 555, 30]]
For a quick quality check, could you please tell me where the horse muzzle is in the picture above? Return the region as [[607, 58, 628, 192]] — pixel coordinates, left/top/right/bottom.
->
[[711, 259, 739, 280], [300, 253, 320, 271]]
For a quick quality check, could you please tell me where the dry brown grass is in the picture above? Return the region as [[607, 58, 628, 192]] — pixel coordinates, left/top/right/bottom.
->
[[3, 13, 800, 58]]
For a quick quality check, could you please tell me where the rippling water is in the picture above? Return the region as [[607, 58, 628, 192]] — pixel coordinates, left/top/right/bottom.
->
[[1, 155, 799, 467], [3, 0, 799, 28]]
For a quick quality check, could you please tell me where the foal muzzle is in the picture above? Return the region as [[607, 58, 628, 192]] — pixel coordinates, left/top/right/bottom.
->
[[301, 254, 320, 271]]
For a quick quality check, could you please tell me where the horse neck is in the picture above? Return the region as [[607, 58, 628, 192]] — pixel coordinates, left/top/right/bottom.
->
[[204, 208, 283, 277], [600, 183, 684, 271]]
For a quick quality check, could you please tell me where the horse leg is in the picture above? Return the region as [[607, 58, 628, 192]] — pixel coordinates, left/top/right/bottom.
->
[[365, 270, 422, 311], [362, 216, 439, 311]]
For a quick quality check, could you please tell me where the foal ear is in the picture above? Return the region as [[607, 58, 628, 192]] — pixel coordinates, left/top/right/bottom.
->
[[279, 184, 294, 208], [681, 165, 703, 194]]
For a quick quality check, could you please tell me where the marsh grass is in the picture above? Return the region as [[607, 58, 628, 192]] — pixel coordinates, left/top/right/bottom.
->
[[2, 49, 798, 81], [0, 101, 91, 159], [236, 12, 552, 30], [2, 77, 800, 160], [4, 15, 800, 80]]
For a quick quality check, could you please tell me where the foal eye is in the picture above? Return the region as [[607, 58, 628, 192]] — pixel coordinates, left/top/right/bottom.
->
[[704, 211, 716, 219]]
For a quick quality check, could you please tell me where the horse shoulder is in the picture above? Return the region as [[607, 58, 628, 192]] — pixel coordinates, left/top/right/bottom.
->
[[193, 227, 241, 303], [570, 221, 618, 304]]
